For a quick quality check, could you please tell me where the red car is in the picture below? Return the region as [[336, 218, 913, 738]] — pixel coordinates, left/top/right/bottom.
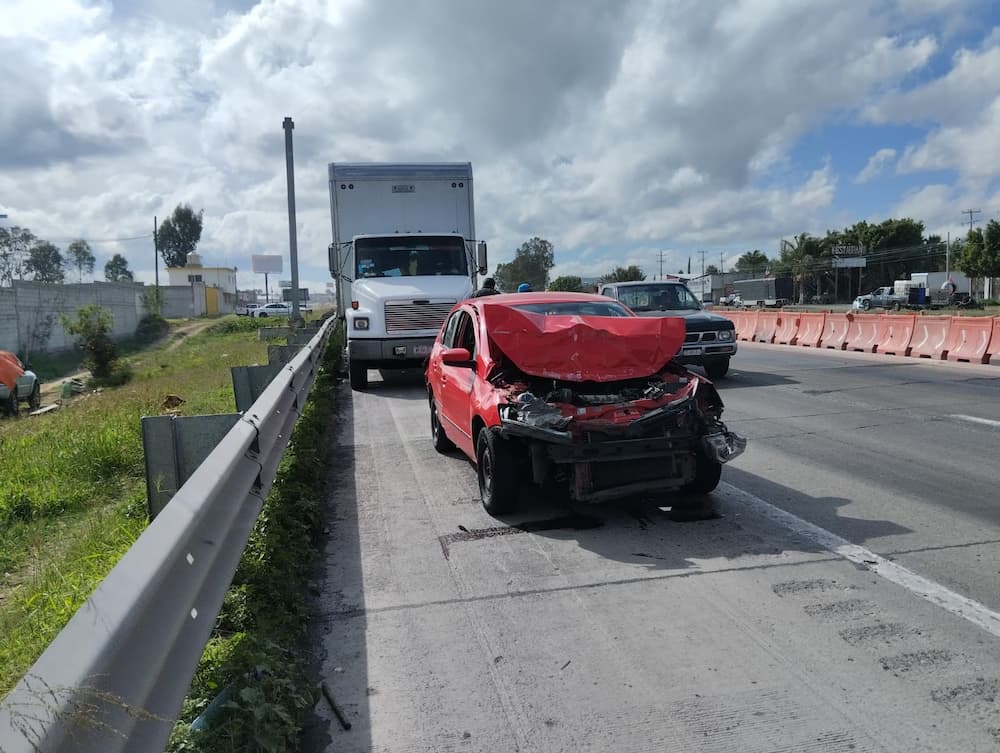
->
[[425, 292, 745, 514]]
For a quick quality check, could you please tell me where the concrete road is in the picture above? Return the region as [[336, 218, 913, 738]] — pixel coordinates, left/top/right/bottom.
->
[[308, 352, 1000, 752]]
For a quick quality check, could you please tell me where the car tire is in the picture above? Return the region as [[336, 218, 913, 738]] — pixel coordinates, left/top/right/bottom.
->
[[28, 382, 41, 410], [862, 299, 871, 311], [704, 359, 730, 380], [348, 360, 368, 390], [680, 449, 722, 495], [258, 312, 268, 318], [476, 427, 517, 516], [5, 390, 19, 418], [429, 393, 455, 452]]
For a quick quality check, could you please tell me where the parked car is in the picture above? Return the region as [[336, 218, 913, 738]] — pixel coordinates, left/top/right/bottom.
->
[[236, 302, 261, 316], [0, 351, 41, 417], [250, 301, 313, 318], [425, 292, 746, 515], [598, 280, 737, 378]]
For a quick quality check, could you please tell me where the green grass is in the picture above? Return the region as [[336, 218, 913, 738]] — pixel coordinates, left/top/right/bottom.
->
[[0, 319, 272, 696]]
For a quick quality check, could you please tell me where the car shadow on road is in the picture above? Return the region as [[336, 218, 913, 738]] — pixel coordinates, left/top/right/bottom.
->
[[705, 369, 800, 389], [480, 467, 910, 575]]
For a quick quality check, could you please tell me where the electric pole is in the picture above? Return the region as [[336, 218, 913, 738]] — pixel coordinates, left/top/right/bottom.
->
[[153, 215, 159, 289], [698, 250, 707, 277], [963, 208, 981, 232], [283, 116, 302, 325], [657, 250, 667, 280], [719, 251, 724, 274]]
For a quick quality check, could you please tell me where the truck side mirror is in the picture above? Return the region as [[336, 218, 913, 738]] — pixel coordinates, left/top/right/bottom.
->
[[476, 242, 488, 275], [328, 243, 337, 277]]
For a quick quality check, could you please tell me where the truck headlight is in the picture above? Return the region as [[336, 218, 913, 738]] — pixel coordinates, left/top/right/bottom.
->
[[718, 329, 733, 341], [353, 317, 370, 330]]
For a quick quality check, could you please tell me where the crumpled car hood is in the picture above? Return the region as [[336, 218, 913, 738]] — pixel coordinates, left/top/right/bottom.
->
[[483, 306, 686, 382]]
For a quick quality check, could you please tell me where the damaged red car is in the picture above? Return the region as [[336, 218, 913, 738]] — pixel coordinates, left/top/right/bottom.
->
[[425, 292, 746, 514]]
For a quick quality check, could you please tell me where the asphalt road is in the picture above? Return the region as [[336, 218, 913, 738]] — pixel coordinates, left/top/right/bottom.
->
[[307, 348, 1000, 752]]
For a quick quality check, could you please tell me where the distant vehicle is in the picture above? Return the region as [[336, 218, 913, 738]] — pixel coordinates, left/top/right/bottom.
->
[[424, 292, 745, 515], [598, 280, 737, 379], [249, 301, 314, 318], [853, 286, 910, 311], [327, 162, 488, 390], [236, 303, 260, 316], [0, 351, 41, 417], [731, 276, 793, 308]]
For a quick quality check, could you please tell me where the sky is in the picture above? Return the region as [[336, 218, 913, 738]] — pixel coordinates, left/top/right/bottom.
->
[[2, 0, 1000, 296]]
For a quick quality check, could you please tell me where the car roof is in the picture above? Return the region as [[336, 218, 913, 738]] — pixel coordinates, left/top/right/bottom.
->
[[601, 280, 687, 288], [471, 291, 615, 306]]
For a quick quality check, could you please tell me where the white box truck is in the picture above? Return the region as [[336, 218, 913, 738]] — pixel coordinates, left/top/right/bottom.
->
[[328, 163, 487, 389]]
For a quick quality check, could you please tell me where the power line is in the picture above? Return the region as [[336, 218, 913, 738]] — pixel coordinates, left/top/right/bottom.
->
[[962, 208, 981, 232]]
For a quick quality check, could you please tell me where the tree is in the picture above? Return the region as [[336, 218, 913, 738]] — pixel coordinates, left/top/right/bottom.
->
[[548, 275, 584, 292], [705, 264, 720, 276], [734, 250, 769, 275], [60, 304, 117, 379], [775, 233, 825, 303], [0, 226, 37, 285], [982, 219, 1000, 280], [158, 204, 204, 268], [601, 265, 645, 283], [104, 253, 134, 282], [67, 239, 96, 282], [493, 237, 554, 293], [25, 242, 66, 283]]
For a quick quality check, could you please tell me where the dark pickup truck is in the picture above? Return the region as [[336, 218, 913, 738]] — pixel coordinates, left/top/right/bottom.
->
[[598, 280, 737, 379]]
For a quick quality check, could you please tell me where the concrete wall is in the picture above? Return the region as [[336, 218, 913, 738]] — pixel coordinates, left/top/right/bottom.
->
[[160, 283, 207, 319], [0, 280, 148, 356]]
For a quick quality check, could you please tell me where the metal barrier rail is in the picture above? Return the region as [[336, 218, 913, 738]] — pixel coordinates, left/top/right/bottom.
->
[[0, 318, 334, 753]]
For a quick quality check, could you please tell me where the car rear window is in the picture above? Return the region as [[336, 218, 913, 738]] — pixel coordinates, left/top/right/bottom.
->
[[512, 301, 633, 317]]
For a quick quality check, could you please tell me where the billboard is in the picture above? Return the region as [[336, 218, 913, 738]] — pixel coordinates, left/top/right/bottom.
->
[[252, 255, 283, 274], [282, 288, 310, 303]]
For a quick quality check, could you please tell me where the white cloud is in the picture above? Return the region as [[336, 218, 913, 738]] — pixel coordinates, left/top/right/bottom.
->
[[856, 148, 898, 183], [0, 0, 995, 293]]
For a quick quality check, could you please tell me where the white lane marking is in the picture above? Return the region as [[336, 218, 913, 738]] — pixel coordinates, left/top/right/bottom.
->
[[720, 482, 1000, 639], [949, 414, 1000, 429]]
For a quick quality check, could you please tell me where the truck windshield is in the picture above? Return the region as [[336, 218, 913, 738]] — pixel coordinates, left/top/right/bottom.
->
[[614, 284, 702, 312], [355, 236, 468, 278]]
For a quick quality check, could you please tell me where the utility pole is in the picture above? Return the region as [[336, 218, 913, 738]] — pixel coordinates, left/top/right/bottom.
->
[[283, 116, 302, 324], [698, 249, 707, 277], [946, 231, 950, 278], [963, 208, 981, 232], [657, 250, 667, 280], [719, 251, 724, 273]]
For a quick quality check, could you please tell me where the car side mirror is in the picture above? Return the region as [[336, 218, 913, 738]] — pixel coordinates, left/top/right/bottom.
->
[[441, 347, 475, 368]]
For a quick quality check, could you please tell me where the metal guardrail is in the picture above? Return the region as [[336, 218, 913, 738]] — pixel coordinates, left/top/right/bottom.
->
[[0, 318, 334, 753]]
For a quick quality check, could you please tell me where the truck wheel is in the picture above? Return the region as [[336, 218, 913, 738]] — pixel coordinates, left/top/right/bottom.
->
[[28, 383, 41, 410], [429, 393, 455, 452], [349, 360, 368, 390], [704, 359, 729, 380], [862, 299, 871, 311], [892, 301, 901, 312], [476, 427, 517, 515]]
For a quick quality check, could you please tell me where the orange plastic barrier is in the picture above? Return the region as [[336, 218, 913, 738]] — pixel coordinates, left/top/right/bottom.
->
[[943, 316, 994, 363], [774, 312, 802, 345], [736, 310, 758, 341], [876, 314, 915, 356], [845, 314, 880, 352], [753, 311, 779, 343], [820, 313, 851, 350], [908, 316, 952, 360], [796, 313, 826, 347], [989, 318, 1000, 365]]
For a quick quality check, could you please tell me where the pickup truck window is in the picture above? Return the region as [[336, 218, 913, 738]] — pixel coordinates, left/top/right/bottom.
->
[[356, 236, 468, 278], [613, 284, 702, 312]]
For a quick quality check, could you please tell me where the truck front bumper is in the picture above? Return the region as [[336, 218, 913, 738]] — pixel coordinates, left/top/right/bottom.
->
[[348, 337, 437, 368]]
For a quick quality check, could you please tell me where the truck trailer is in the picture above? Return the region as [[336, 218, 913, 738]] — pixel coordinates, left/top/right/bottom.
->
[[732, 276, 793, 307], [328, 163, 487, 389]]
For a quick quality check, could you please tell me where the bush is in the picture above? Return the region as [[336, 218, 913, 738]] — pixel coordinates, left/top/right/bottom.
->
[[135, 314, 170, 345], [60, 305, 118, 379]]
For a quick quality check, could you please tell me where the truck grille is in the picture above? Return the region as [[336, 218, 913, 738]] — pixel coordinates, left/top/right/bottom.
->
[[685, 331, 718, 343], [384, 301, 455, 332]]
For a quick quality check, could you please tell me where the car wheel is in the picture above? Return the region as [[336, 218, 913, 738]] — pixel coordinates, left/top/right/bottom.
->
[[892, 301, 901, 312], [429, 393, 455, 452], [28, 382, 41, 410], [5, 390, 19, 418], [704, 359, 729, 380], [258, 312, 268, 318], [680, 449, 722, 495], [862, 299, 871, 311], [476, 427, 517, 515], [348, 360, 368, 390]]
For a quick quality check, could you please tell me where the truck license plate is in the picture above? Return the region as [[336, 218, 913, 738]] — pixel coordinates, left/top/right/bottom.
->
[[412, 344, 433, 356], [681, 347, 701, 356]]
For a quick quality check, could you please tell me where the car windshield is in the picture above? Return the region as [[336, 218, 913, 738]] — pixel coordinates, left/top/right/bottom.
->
[[512, 301, 633, 317], [355, 235, 468, 278], [614, 284, 702, 312]]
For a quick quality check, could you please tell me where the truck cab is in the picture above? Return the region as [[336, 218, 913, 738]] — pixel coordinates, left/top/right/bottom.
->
[[597, 280, 737, 379]]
